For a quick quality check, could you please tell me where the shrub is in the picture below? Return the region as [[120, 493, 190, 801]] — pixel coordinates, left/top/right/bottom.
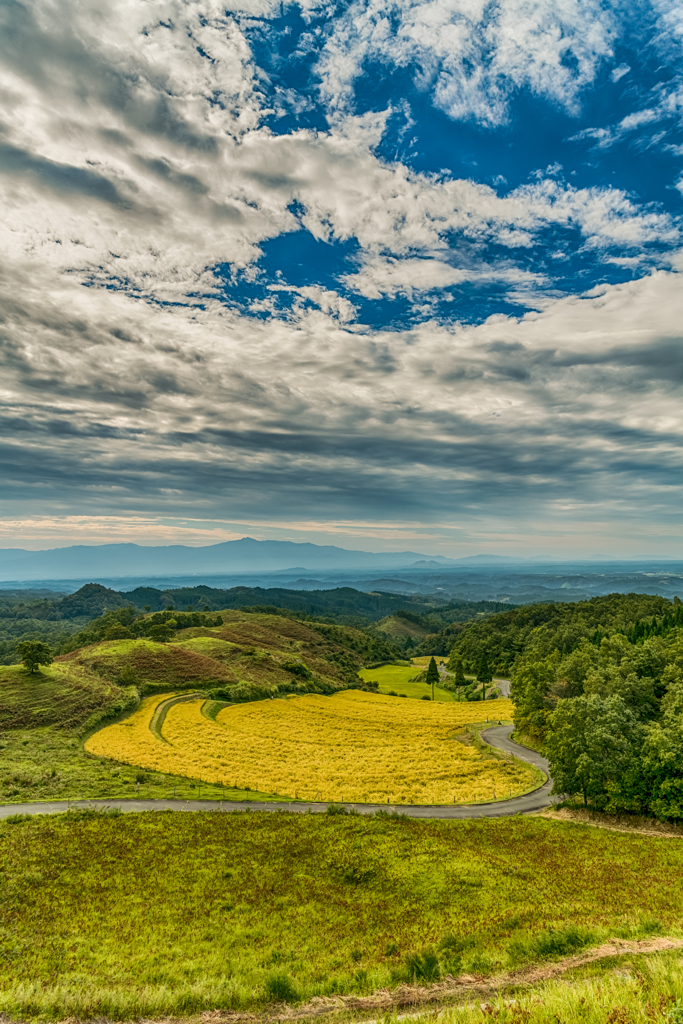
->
[[281, 659, 312, 679], [405, 948, 441, 982], [264, 971, 299, 1004]]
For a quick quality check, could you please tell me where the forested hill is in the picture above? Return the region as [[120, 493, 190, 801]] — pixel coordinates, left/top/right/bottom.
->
[[0, 582, 508, 665], [442, 591, 683, 823], [441, 592, 679, 672]]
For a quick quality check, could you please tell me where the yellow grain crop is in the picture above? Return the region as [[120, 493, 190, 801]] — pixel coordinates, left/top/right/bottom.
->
[[86, 691, 536, 804]]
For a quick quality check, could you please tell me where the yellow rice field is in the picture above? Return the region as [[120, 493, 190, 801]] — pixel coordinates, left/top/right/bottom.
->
[[85, 691, 537, 804]]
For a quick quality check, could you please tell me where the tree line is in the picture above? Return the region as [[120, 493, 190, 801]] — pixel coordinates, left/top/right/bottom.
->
[[447, 592, 683, 820]]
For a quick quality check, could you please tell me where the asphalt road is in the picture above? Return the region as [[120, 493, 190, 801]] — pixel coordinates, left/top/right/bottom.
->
[[0, 726, 553, 821]]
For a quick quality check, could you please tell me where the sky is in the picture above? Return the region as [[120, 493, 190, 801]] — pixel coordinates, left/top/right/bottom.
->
[[1, 0, 683, 558]]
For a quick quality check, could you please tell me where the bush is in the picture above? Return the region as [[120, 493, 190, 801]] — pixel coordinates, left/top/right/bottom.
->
[[405, 947, 441, 982], [264, 971, 299, 1004], [281, 659, 312, 679]]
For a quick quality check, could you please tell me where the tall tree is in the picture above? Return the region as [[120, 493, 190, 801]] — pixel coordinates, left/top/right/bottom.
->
[[453, 657, 467, 688], [477, 653, 493, 701], [425, 656, 439, 700]]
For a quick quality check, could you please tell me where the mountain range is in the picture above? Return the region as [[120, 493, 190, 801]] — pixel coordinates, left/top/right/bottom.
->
[[0, 537, 507, 581]]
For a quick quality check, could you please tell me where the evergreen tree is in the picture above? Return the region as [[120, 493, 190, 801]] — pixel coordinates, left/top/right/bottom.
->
[[425, 656, 439, 700], [453, 658, 467, 687]]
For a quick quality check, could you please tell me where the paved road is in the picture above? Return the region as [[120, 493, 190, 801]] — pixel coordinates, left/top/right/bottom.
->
[[0, 726, 553, 821], [493, 677, 511, 697]]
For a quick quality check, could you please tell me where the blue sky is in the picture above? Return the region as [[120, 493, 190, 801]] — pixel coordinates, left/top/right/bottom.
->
[[0, 0, 682, 557]]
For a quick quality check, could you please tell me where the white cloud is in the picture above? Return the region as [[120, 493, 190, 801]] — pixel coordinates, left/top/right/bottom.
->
[[313, 0, 615, 125], [342, 255, 543, 299], [2, 253, 683, 527], [1, 0, 682, 546], [611, 63, 630, 82], [0, 0, 675, 323]]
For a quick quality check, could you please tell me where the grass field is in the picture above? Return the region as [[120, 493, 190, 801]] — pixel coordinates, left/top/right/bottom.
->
[[0, 661, 128, 731], [359, 663, 461, 701], [439, 953, 683, 1024], [0, 810, 681, 1019], [358, 664, 505, 704], [86, 690, 530, 804]]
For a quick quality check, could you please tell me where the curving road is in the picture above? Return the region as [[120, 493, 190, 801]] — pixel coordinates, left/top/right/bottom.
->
[[0, 726, 553, 821]]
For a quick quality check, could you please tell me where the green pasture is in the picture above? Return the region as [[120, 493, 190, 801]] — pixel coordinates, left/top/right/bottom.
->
[[0, 810, 681, 1019], [358, 663, 461, 701]]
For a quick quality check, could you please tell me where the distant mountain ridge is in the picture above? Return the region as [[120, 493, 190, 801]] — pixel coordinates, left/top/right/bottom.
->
[[0, 537, 467, 581]]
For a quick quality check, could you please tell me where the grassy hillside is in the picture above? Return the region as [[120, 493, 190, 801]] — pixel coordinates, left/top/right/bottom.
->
[[0, 582, 512, 665], [55, 609, 393, 706], [63, 637, 235, 690], [0, 609, 398, 803], [0, 810, 680, 1019], [0, 661, 134, 732], [370, 614, 431, 641]]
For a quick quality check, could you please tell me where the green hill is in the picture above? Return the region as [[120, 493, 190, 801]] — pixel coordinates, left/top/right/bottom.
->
[[0, 608, 396, 805], [370, 614, 431, 641], [0, 661, 133, 732]]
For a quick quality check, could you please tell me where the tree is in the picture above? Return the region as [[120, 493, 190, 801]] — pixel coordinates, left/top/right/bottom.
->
[[637, 671, 683, 820], [477, 653, 493, 701], [104, 624, 134, 641], [545, 694, 644, 809], [147, 624, 171, 643], [453, 658, 467, 688], [425, 656, 439, 700], [16, 640, 53, 674], [511, 656, 558, 740]]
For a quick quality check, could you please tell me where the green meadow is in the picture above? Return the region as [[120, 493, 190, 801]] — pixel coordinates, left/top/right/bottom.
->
[[358, 663, 461, 700], [0, 809, 681, 1019]]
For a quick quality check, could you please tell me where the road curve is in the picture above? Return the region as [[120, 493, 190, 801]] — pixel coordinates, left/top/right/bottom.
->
[[0, 726, 553, 821]]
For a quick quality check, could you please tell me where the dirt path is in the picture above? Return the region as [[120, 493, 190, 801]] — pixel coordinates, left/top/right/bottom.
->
[[130, 936, 683, 1024], [0, 726, 555, 820]]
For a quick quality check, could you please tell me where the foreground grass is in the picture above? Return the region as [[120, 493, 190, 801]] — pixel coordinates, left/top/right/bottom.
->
[[0, 725, 288, 804], [0, 811, 682, 1019], [438, 951, 683, 1024]]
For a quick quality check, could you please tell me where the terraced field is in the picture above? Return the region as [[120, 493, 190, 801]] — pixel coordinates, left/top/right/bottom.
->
[[86, 691, 536, 804]]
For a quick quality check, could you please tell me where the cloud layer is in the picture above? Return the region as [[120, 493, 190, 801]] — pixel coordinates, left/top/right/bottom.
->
[[1, 0, 682, 555]]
